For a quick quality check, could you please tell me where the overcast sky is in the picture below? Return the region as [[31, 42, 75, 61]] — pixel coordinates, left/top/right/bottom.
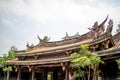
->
[[0, 0, 120, 56]]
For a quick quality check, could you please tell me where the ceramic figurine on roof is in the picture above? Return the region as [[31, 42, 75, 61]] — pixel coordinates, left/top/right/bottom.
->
[[116, 23, 120, 33], [38, 35, 50, 46], [62, 32, 69, 39], [62, 32, 80, 40], [106, 19, 113, 35], [26, 42, 34, 50], [88, 15, 108, 40], [10, 46, 17, 51]]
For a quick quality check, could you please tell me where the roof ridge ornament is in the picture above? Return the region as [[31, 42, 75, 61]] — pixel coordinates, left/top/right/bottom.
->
[[106, 19, 113, 35], [26, 42, 34, 50], [10, 46, 17, 51], [38, 35, 50, 46], [116, 22, 120, 33], [88, 15, 109, 40], [62, 32, 80, 40]]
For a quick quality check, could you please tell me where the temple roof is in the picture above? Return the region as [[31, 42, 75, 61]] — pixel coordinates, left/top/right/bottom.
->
[[15, 38, 92, 56], [6, 33, 120, 65], [12, 16, 115, 57], [6, 16, 120, 66]]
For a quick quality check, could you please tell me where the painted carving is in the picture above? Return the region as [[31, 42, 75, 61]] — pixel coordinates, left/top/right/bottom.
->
[[10, 46, 17, 51], [38, 35, 50, 46], [62, 32, 80, 40], [26, 42, 34, 50], [88, 15, 109, 40], [106, 19, 113, 34]]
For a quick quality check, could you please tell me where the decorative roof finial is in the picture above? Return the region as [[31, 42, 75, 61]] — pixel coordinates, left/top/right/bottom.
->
[[10, 46, 17, 51], [106, 19, 113, 34]]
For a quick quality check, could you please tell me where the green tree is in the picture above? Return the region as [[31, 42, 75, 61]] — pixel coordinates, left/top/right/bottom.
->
[[0, 50, 15, 80], [116, 58, 120, 80], [70, 44, 103, 80]]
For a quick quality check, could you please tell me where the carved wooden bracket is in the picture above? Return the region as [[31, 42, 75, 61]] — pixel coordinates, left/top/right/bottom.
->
[[13, 66, 18, 72], [27, 65, 32, 72], [14, 66, 22, 72], [65, 50, 72, 56], [18, 56, 25, 61], [34, 55, 39, 60], [61, 63, 65, 71]]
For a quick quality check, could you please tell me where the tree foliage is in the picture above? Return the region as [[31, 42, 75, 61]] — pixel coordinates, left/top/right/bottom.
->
[[3, 66, 12, 72], [116, 58, 120, 70], [0, 50, 15, 80], [116, 58, 120, 80], [70, 44, 104, 80], [0, 51, 14, 66]]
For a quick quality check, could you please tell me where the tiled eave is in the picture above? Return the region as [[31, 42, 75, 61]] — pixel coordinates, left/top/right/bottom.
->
[[7, 48, 120, 66], [7, 48, 120, 65], [98, 47, 120, 57], [15, 36, 111, 57], [6, 57, 70, 66]]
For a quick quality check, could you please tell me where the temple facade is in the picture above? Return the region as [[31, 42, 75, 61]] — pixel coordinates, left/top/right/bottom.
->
[[1, 16, 120, 80]]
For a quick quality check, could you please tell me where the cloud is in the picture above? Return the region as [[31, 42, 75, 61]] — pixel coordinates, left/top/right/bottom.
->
[[0, 0, 120, 39], [0, 0, 120, 25], [0, 0, 120, 56], [2, 18, 14, 26], [0, 0, 119, 38], [0, 34, 13, 56]]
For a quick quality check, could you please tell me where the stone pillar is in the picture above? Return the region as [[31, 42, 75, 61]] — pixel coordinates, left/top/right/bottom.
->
[[17, 69, 21, 80], [65, 68, 69, 80], [6, 71, 10, 80], [31, 69, 35, 80], [65, 63, 69, 80]]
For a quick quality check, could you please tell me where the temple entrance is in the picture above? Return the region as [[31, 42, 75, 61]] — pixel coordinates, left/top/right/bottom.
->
[[34, 66, 66, 80], [4, 65, 69, 80], [47, 72, 53, 80], [46, 67, 65, 80], [100, 60, 119, 80], [21, 72, 30, 80], [9, 72, 17, 80], [35, 72, 42, 80]]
